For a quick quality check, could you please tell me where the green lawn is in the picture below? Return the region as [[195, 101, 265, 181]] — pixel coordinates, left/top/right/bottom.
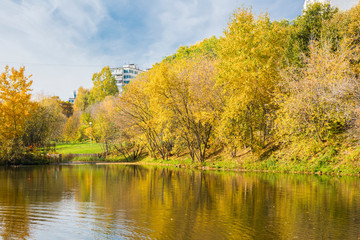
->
[[55, 142, 103, 154]]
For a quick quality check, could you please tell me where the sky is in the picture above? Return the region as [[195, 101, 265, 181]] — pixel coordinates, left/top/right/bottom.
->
[[0, 0, 357, 100]]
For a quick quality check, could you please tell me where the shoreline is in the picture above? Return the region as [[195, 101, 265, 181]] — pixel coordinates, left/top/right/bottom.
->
[[49, 160, 360, 177]]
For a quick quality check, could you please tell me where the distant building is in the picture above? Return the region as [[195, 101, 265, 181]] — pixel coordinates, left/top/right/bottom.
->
[[110, 64, 143, 92], [68, 91, 76, 104]]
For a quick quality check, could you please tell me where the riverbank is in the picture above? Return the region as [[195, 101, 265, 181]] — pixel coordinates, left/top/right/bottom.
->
[[56, 153, 360, 177], [8, 138, 360, 176], [3, 154, 360, 177], [137, 156, 360, 176], [113, 137, 360, 176]]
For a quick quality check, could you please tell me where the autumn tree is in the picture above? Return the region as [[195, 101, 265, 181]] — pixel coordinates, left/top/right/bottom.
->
[[345, 2, 360, 74], [217, 8, 287, 153], [117, 72, 169, 160], [276, 40, 360, 142], [89, 66, 118, 104], [60, 100, 73, 118], [23, 96, 67, 152], [90, 96, 119, 154], [148, 57, 221, 162], [64, 66, 118, 143], [294, 2, 338, 54], [0, 66, 36, 163], [73, 87, 90, 112], [63, 112, 81, 142], [63, 87, 90, 142], [110, 95, 145, 161]]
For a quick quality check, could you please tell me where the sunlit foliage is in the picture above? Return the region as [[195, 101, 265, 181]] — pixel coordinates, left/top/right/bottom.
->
[[3, 2, 360, 165], [276, 40, 360, 142], [217, 8, 287, 153], [0, 66, 35, 163], [89, 66, 118, 104]]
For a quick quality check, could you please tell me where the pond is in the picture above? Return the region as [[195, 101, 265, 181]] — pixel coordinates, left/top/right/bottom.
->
[[0, 164, 359, 239]]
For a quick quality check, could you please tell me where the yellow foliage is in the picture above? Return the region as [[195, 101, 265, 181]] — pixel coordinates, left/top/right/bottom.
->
[[0, 66, 35, 142], [276, 40, 359, 142], [146, 57, 220, 162], [217, 8, 288, 152]]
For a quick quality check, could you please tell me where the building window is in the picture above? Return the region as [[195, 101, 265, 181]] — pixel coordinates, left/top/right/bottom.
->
[[124, 69, 129, 73], [124, 80, 130, 84]]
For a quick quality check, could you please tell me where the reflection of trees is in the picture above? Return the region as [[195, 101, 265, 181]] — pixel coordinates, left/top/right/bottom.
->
[[0, 166, 360, 239], [0, 166, 69, 239], [70, 166, 360, 239]]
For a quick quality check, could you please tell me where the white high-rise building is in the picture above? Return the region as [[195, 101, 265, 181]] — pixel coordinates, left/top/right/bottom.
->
[[110, 64, 143, 92]]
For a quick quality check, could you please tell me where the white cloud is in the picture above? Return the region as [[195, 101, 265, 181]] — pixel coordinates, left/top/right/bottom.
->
[[0, 0, 107, 99], [137, 0, 238, 67], [331, 0, 358, 10], [0, 0, 317, 100]]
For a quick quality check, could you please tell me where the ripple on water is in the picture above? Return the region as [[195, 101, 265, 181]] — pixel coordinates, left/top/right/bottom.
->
[[1, 166, 360, 240]]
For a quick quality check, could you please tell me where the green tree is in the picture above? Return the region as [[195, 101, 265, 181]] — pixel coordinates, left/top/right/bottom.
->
[[89, 66, 118, 104], [164, 36, 219, 62], [286, 2, 338, 67]]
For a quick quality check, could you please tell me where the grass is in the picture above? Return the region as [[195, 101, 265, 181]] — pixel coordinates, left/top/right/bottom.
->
[[52, 138, 360, 176], [55, 142, 103, 154]]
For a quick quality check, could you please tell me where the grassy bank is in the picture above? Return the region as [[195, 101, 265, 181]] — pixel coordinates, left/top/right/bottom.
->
[[139, 154, 360, 176], [136, 137, 360, 176], [52, 140, 360, 176]]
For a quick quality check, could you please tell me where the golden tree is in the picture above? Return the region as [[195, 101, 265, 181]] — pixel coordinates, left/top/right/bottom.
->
[[217, 8, 287, 153], [0, 66, 35, 162], [149, 57, 221, 162], [118, 71, 169, 160], [276, 40, 360, 142]]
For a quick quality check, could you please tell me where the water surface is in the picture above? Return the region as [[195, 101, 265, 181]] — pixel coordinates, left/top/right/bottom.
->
[[0, 165, 359, 239]]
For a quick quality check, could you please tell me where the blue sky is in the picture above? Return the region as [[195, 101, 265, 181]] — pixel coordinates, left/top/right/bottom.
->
[[0, 0, 357, 100]]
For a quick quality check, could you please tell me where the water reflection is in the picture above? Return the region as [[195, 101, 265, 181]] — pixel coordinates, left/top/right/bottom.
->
[[0, 165, 359, 239]]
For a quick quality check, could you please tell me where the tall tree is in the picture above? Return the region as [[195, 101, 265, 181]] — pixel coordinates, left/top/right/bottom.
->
[[89, 66, 118, 104], [90, 96, 118, 154], [276, 40, 360, 142], [346, 2, 360, 74], [294, 2, 338, 53], [23, 96, 67, 151], [0, 66, 35, 162], [149, 57, 221, 162], [73, 87, 90, 112], [118, 71, 170, 160], [217, 8, 287, 152]]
